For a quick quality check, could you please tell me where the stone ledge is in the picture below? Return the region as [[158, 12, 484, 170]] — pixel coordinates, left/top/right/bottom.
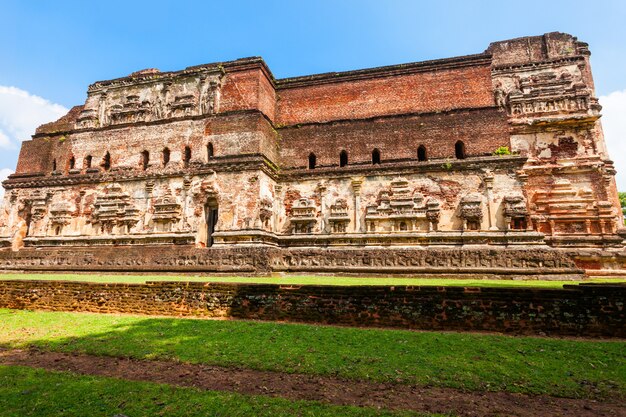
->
[[0, 246, 583, 279]]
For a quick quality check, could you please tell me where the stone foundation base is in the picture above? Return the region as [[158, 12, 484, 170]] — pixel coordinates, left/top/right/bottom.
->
[[568, 248, 626, 276], [0, 245, 584, 279]]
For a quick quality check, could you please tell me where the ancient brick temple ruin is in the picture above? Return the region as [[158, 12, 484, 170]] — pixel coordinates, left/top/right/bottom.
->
[[1, 32, 624, 277]]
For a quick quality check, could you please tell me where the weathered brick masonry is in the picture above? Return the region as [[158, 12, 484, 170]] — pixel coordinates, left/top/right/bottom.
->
[[0, 280, 623, 337], [1, 32, 624, 276]]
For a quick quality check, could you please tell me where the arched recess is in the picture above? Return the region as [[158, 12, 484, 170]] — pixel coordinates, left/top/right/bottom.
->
[[207, 143, 214, 160], [455, 141, 466, 160], [308, 153, 316, 169], [162, 147, 170, 166], [184, 146, 192, 167], [141, 151, 149, 170], [84, 155, 92, 169], [372, 149, 381, 165], [102, 152, 111, 170], [417, 145, 427, 162], [339, 150, 348, 167], [205, 197, 219, 247]]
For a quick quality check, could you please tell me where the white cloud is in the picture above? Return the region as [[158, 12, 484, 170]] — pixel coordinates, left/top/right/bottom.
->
[[600, 90, 626, 191], [0, 167, 14, 203], [0, 85, 68, 149]]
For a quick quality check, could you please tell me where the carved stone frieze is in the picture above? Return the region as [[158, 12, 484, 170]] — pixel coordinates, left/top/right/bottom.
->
[[75, 70, 222, 129], [494, 68, 600, 121]]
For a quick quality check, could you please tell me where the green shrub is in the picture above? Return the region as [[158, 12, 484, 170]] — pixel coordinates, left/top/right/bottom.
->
[[493, 146, 511, 156]]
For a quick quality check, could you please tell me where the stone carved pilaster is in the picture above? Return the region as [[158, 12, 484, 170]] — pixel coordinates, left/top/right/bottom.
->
[[483, 170, 497, 230], [351, 178, 363, 233]]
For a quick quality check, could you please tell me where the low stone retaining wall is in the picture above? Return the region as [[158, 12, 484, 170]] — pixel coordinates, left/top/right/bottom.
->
[[0, 280, 623, 337]]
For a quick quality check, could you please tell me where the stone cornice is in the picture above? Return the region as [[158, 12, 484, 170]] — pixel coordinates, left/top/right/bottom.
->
[[3, 155, 527, 190], [3, 154, 279, 190], [279, 155, 527, 181], [88, 57, 275, 93], [30, 109, 271, 139], [491, 55, 587, 74]]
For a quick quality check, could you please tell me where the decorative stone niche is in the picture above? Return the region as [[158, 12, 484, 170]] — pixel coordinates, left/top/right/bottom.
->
[[503, 195, 529, 231], [76, 109, 99, 129], [365, 179, 432, 233], [91, 184, 140, 234], [425, 198, 441, 232], [152, 190, 181, 232], [258, 197, 273, 230], [170, 94, 196, 117], [459, 193, 484, 231], [531, 179, 616, 236], [290, 198, 317, 234], [328, 199, 349, 234], [48, 201, 73, 236], [109, 95, 152, 125]]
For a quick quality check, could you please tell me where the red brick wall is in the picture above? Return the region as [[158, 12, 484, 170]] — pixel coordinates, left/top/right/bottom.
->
[[220, 70, 262, 114], [258, 71, 277, 122], [279, 108, 510, 169], [220, 69, 276, 122], [204, 112, 277, 161], [276, 65, 495, 126], [14, 138, 53, 175], [0, 280, 623, 337]]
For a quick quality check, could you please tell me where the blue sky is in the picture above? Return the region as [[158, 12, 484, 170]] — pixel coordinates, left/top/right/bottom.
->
[[1, 0, 625, 190]]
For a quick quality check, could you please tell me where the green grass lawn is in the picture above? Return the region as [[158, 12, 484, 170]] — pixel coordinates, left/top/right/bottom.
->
[[1, 272, 624, 288], [0, 365, 429, 417], [1, 309, 623, 400]]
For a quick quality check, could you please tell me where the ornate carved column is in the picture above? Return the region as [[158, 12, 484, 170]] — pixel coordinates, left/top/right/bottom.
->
[[351, 178, 363, 233]]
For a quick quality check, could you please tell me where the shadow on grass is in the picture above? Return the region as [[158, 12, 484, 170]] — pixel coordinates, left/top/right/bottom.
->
[[0, 309, 624, 400]]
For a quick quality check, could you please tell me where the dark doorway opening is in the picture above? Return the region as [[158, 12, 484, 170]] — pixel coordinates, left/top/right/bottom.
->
[[339, 150, 348, 167], [372, 149, 381, 165], [205, 199, 218, 247], [455, 141, 466, 160], [417, 145, 427, 161]]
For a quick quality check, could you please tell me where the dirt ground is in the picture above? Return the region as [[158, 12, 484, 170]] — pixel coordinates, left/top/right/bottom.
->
[[1, 348, 624, 417]]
